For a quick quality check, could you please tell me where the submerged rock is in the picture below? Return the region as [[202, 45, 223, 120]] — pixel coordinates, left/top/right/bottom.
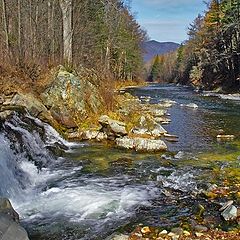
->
[[116, 136, 167, 152]]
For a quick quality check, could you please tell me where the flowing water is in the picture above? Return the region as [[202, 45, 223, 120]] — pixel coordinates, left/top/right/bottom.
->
[[0, 84, 240, 239]]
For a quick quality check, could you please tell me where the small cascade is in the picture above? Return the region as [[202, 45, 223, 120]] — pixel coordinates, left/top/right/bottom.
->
[[0, 112, 77, 201]]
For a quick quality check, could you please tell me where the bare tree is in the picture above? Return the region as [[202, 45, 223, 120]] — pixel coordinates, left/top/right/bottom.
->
[[59, 0, 72, 65], [1, 0, 9, 56]]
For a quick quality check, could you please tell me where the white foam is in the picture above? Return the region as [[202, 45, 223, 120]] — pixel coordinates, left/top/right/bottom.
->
[[16, 184, 151, 222]]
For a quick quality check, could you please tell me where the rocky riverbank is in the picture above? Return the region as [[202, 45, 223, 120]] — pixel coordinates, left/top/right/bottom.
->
[[0, 66, 176, 152]]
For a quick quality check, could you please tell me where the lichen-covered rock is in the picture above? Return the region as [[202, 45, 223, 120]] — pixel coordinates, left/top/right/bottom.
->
[[131, 115, 167, 138], [99, 115, 127, 139], [41, 66, 103, 128], [116, 136, 167, 152]]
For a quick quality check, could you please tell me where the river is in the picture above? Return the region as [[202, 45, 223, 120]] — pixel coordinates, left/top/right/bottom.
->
[[0, 84, 239, 239]]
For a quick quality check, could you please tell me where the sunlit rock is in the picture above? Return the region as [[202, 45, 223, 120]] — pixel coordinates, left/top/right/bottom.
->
[[181, 103, 198, 109], [221, 205, 238, 221], [99, 115, 127, 139], [116, 136, 167, 152]]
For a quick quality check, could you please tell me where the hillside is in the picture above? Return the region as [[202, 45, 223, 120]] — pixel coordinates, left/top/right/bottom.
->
[[142, 40, 180, 62]]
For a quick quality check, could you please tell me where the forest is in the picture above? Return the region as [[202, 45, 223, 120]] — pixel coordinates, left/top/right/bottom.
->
[[0, 0, 146, 83], [150, 0, 240, 91]]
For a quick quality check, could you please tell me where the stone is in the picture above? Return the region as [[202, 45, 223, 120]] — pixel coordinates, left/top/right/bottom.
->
[[159, 230, 168, 235], [132, 115, 167, 138], [219, 200, 234, 212], [0, 215, 29, 240], [183, 230, 191, 236], [83, 130, 99, 140], [195, 232, 204, 237], [0, 198, 29, 240], [116, 137, 167, 152], [108, 234, 129, 240], [41, 66, 103, 127], [141, 226, 151, 234], [10, 93, 47, 118], [217, 134, 235, 140], [194, 225, 208, 233], [181, 103, 198, 109], [171, 227, 183, 236], [99, 115, 127, 139], [67, 131, 83, 140], [0, 110, 13, 121], [154, 117, 171, 124], [174, 151, 184, 159], [0, 198, 19, 223], [151, 109, 167, 117], [221, 205, 238, 221], [168, 232, 179, 240]]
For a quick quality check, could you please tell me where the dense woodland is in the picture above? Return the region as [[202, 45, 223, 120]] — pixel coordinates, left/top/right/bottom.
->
[[0, 0, 147, 82], [150, 0, 240, 91]]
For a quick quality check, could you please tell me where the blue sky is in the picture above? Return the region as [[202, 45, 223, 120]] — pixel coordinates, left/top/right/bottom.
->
[[131, 0, 207, 43]]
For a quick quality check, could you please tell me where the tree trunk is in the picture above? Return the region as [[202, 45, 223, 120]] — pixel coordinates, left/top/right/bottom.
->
[[2, 0, 9, 56], [18, 0, 22, 62], [59, 0, 72, 65]]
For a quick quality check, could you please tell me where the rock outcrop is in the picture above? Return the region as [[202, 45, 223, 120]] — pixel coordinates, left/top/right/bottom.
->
[[41, 66, 103, 129]]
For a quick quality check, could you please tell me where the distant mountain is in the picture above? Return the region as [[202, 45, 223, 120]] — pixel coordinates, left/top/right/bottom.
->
[[142, 40, 180, 62]]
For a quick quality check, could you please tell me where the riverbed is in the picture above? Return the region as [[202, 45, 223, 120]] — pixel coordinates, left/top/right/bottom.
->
[[1, 84, 239, 239]]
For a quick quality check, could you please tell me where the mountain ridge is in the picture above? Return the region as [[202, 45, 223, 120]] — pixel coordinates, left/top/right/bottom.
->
[[142, 40, 180, 62]]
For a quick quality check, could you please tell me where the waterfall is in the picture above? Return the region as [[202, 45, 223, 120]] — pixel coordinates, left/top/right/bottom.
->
[[0, 112, 76, 202]]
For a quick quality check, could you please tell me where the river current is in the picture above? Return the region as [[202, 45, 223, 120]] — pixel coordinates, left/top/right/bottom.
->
[[0, 84, 239, 239]]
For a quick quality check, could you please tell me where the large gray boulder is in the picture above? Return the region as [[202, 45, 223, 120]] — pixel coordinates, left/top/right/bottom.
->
[[0, 214, 29, 240], [41, 66, 103, 129], [0, 198, 29, 240], [116, 136, 167, 152], [99, 115, 127, 140]]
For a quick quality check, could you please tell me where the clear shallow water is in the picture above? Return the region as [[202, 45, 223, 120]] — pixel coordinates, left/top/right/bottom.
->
[[0, 84, 240, 239]]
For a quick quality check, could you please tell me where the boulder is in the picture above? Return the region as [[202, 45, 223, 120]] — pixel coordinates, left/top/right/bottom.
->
[[131, 115, 167, 138], [116, 137, 167, 152], [9, 93, 47, 118], [221, 205, 238, 221], [99, 115, 127, 139], [0, 198, 19, 223], [41, 66, 103, 128], [0, 198, 29, 240], [0, 214, 29, 240]]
